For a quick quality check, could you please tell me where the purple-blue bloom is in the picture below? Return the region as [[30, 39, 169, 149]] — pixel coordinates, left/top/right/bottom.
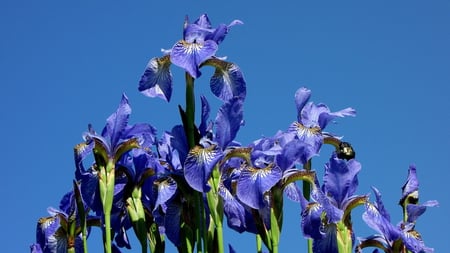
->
[[138, 14, 245, 102], [301, 153, 367, 253], [358, 166, 438, 253], [288, 87, 356, 162]]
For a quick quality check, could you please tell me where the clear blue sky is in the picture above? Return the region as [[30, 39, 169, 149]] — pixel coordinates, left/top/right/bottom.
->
[[1, 1, 449, 252]]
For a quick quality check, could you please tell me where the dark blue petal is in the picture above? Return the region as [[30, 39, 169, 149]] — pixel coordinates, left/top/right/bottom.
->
[[170, 125, 189, 164], [164, 200, 182, 247], [170, 40, 218, 78], [184, 145, 224, 192], [219, 183, 247, 233], [36, 216, 60, 253], [236, 164, 282, 209], [138, 56, 173, 102], [301, 202, 324, 239], [210, 62, 246, 101], [102, 94, 131, 150], [199, 95, 211, 136], [323, 153, 361, 208], [215, 97, 244, 148], [312, 224, 339, 253]]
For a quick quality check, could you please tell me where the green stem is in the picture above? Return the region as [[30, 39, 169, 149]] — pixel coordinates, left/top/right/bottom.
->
[[256, 235, 262, 253], [99, 160, 115, 253], [303, 160, 313, 253], [185, 72, 196, 148], [184, 72, 206, 253]]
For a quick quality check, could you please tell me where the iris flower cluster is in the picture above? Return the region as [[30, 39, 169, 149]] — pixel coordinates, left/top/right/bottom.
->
[[31, 14, 438, 253]]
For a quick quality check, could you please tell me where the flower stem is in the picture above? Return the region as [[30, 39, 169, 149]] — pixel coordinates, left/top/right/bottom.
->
[[303, 159, 313, 253], [99, 160, 115, 253]]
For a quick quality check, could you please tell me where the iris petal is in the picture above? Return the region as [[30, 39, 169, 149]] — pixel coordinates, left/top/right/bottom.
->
[[215, 97, 244, 148], [236, 164, 282, 209], [323, 154, 361, 207], [138, 56, 173, 102], [209, 60, 246, 101], [170, 40, 218, 78], [102, 94, 131, 149], [184, 145, 224, 192]]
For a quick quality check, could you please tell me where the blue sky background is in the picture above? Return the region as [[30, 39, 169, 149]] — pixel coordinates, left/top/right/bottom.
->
[[1, 1, 449, 252]]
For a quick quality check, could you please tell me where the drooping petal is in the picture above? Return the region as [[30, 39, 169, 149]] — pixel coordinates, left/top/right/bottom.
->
[[288, 121, 323, 155], [138, 56, 173, 102], [406, 200, 439, 223], [219, 183, 248, 233], [208, 59, 246, 101], [154, 177, 178, 211], [170, 40, 218, 78], [236, 164, 282, 209], [215, 97, 244, 148], [301, 202, 325, 239], [184, 145, 224, 192], [322, 153, 361, 208]]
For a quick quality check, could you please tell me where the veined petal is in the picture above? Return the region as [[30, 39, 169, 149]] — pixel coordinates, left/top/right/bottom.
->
[[288, 121, 323, 154], [102, 94, 131, 149], [401, 229, 434, 253], [184, 145, 224, 192], [236, 164, 282, 209], [301, 202, 325, 239], [206, 59, 246, 101], [215, 97, 244, 148], [362, 203, 401, 243], [154, 177, 178, 211], [323, 153, 361, 207], [138, 56, 173, 102], [170, 40, 218, 78]]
